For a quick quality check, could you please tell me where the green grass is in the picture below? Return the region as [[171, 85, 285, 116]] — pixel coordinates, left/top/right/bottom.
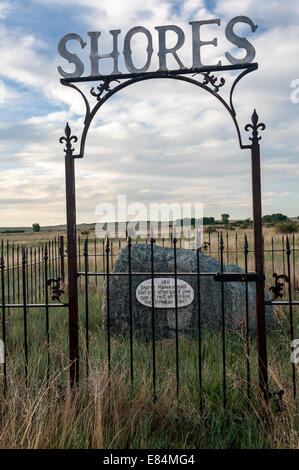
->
[[0, 276, 298, 448], [0, 230, 298, 448]]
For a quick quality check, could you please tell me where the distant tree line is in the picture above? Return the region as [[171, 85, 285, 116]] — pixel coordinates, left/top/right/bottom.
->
[[1, 230, 25, 234], [262, 213, 289, 223], [176, 213, 292, 227]]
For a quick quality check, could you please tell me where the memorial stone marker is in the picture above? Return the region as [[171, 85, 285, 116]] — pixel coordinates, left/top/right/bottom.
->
[[136, 278, 194, 309], [103, 244, 275, 339]]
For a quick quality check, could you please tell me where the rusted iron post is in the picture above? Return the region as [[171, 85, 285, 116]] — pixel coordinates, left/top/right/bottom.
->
[[246, 110, 268, 400], [60, 123, 79, 387], [59, 235, 65, 282]]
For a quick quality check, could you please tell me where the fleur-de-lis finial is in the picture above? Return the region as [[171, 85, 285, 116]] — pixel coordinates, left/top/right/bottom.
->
[[59, 122, 78, 155], [245, 109, 266, 145]]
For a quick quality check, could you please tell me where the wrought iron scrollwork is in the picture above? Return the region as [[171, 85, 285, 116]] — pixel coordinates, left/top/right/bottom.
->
[[203, 241, 210, 251], [198, 241, 210, 252], [47, 277, 65, 304], [245, 109, 266, 145], [201, 72, 225, 93], [269, 389, 285, 412], [60, 62, 260, 157], [269, 273, 289, 302], [192, 71, 225, 93], [59, 123, 78, 154], [91, 78, 121, 101]]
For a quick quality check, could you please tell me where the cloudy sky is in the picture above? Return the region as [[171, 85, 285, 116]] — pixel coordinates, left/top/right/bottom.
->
[[0, 0, 298, 226]]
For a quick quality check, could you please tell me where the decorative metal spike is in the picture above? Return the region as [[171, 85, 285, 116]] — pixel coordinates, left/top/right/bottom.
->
[[244, 234, 248, 252], [59, 122, 78, 155], [220, 231, 224, 248], [105, 236, 110, 252], [286, 235, 291, 254], [252, 109, 258, 126], [150, 224, 155, 241], [84, 237, 88, 256], [245, 109, 266, 145], [65, 122, 71, 139]]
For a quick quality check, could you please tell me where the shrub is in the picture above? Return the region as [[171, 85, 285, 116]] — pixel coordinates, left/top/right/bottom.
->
[[221, 213, 230, 225], [203, 217, 215, 225], [204, 226, 217, 233], [32, 223, 40, 232], [275, 222, 299, 234], [241, 222, 253, 229], [263, 213, 288, 223]]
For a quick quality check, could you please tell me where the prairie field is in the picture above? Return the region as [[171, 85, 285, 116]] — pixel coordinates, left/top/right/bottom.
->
[[0, 226, 298, 449]]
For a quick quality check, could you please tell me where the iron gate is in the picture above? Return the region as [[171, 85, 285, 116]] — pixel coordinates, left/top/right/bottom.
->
[[60, 63, 271, 398], [0, 230, 297, 407], [0, 63, 297, 408]]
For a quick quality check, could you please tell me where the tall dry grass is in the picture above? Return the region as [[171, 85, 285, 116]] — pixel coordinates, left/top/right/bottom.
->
[[0, 227, 298, 449], [0, 350, 298, 449]]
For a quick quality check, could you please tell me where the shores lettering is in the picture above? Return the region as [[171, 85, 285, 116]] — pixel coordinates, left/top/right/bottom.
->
[[58, 16, 258, 79]]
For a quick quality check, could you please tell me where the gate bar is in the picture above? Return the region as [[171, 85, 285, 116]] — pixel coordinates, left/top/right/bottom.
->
[[248, 110, 269, 400], [61, 123, 80, 387], [61, 63, 258, 84]]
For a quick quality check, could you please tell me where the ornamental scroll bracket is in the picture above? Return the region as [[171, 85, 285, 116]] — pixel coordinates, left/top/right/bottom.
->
[[47, 277, 66, 305], [269, 273, 289, 302]]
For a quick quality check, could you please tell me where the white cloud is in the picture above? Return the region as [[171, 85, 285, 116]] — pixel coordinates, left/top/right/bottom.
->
[[0, 1, 12, 19], [0, 0, 298, 225]]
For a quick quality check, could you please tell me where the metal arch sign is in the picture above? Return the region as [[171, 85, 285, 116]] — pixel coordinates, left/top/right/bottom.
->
[[57, 16, 258, 80], [58, 14, 269, 396]]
